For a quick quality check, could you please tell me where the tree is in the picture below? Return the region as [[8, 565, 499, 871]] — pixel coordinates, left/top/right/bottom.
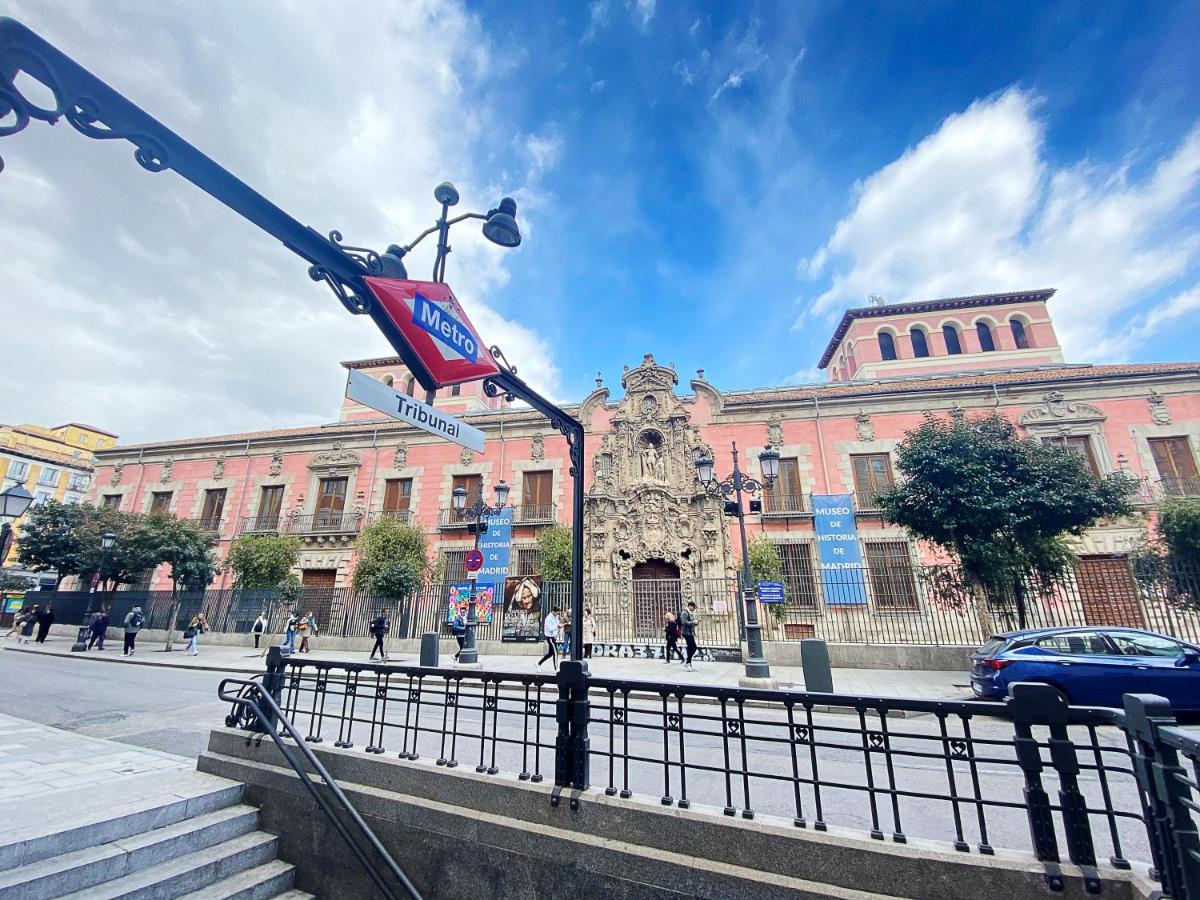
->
[[352, 518, 430, 593], [226, 533, 301, 589], [746, 534, 787, 623], [1156, 497, 1200, 568], [0, 571, 34, 592], [151, 515, 219, 650], [15, 500, 94, 588], [537, 524, 573, 583], [876, 412, 1136, 632], [364, 557, 424, 606], [78, 509, 165, 590]]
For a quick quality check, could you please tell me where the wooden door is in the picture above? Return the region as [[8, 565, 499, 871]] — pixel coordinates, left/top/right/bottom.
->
[[257, 485, 283, 526], [300, 569, 338, 630], [1149, 437, 1198, 496], [521, 471, 553, 521]]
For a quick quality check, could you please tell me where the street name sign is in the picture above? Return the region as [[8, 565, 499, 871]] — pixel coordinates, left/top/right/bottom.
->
[[363, 278, 500, 390], [345, 369, 486, 453]]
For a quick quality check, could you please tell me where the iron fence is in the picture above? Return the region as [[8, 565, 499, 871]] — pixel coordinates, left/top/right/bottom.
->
[[246, 656, 1200, 895]]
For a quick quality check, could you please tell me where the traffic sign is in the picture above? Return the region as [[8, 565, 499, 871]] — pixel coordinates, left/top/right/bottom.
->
[[364, 278, 500, 390], [465, 548, 484, 572], [346, 369, 486, 453], [757, 581, 786, 604]]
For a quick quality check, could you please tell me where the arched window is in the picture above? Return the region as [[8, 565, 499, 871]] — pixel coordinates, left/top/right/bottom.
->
[[382, 375, 394, 387], [1010, 319, 1029, 349], [942, 324, 962, 355], [878, 332, 897, 361], [405, 377, 416, 396], [910, 327, 930, 358], [976, 321, 996, 352], [425, 389, 437, 405], [451, 384, 461, 396]]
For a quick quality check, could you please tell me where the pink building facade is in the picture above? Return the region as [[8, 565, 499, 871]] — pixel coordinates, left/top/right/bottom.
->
[[89, 290, 1200, 642]]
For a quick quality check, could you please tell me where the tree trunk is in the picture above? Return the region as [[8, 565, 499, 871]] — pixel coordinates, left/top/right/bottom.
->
[[164, 585, 179, 651], [970, 580, 992, 643]]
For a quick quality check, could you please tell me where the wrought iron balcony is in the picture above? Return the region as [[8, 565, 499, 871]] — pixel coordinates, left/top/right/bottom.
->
[[194, 516, 222, 533], [437, 507, 475, 529], [761, 492, 811, 518], [1159, 475, 1200, 498], [513, 503, 556, 525], [284, 511, 363, 534], [853, 490, 886, 514], [240, 515, 282, 534], [374, 508, 414, 525]]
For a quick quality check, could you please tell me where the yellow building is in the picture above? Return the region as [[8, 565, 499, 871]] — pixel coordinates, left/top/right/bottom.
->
[[0, 422, 118, 574]]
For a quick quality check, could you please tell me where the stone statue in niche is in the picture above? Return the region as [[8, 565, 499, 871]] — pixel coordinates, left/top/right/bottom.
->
[[531, 433, 545, 462], [110, 462, 124, 487], [639, 443, 665, 480], [269, 450, 284, 476], [213, 455, 226, 481], [393, 442, 408, 468], [160, 457, 173, 484]]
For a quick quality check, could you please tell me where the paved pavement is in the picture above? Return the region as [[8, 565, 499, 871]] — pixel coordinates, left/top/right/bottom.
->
[[3, 632, 972, 700]]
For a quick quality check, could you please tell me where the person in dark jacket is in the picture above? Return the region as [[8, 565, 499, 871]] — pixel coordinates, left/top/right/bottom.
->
[[34, 605, 54, 643], [369, 610, 389, 661], [662, 612, 684, 664], [680, 602, 699, 672], [17, 606, 37, 644], [88, 609, 110, 650]]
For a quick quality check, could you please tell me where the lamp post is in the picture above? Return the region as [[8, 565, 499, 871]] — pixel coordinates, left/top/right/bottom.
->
[[0, 481, 34, 570], [451, 479, 510, 667], [72, 531, 116, 652], [694, 442, 781, 686]]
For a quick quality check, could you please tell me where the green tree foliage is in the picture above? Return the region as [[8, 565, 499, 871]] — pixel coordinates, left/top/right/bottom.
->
[[351, 517, 430, 594], [1156, 497, 1200, 567], [15, 500, 94, 588], [366, 557, 425, 604], [537, 524, 573, 583], [0, 571, 34, 591], [746, 534, 786, 622], [877, 413, 1136, 624], [226, 533, 301, 589]]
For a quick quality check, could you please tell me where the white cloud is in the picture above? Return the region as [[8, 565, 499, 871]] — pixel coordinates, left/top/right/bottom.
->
[[802, 88, 1200, 359], [583, 0, 610, 41], [1126, 283, 1200, 342], [590, 79, 606, 94], [0, 0, 561, 443], [784, 365, 823, 385], [629, 0, 656, 31]]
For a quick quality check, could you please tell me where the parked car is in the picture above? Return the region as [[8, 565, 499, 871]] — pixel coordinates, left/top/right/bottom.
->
[[971, 626, 1200, 712]]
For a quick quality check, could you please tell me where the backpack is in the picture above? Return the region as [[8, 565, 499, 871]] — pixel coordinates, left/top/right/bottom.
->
[[666, 621, 681, 640], [129, 611, 145, 629]]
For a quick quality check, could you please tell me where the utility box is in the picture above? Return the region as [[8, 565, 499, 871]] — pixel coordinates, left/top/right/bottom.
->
[[801, 638, 834, 693], [420, 631, 439, 667]]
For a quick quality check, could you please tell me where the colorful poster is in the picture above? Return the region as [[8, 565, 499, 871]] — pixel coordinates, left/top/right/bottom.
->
[[812, 493, 869, 605], [502, 576, 542, 642], [447, 583, 495, 624]]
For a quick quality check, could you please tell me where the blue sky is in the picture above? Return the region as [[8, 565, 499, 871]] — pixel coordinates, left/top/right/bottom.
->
[[2, 1, 1198, 441]]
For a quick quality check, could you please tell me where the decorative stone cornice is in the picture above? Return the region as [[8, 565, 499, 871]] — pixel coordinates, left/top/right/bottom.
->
[[307, 441, 361, 474], [1018, 391, 1106, 427]]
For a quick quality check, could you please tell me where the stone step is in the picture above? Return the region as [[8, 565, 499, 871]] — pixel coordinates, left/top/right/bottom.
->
[[0, 804, 260, 900], [174, 860, 296, 900], [58, 831, 279, 900]]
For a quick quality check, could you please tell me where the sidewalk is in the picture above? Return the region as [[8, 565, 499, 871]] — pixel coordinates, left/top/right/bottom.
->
[[2, 634, 972, 700]]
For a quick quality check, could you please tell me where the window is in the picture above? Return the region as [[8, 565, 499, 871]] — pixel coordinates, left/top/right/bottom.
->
[[451, 384, 461, 397], [68, 473, 89, 492], [149, 491, 172, 514], [315, 477, 347, 527], [976, 321, 996, 352], [1043, 435, 1100, 477], [777, 543, 818, 609], [425, 389, 436, 405], [37, 468, 60, 487], [442, 550, 468, 582], [519, 471, 553, 522], [257, 485, 284, 525], [910, 327, 929, 358], [864, 541, 918, 609], [515, 547, 539, 577], [878, 332, 897, 361], [763, 458, 803, 513], [199, 489, 226, 530], [382, 375, 394, 387], [450, 474, 481, 522], [942, 324, 962, 355], [8, 461, 29, 480], [35, 491, 51, 504], [102, 494, 122, 509], [1148, 437, 1199, 496], [850, 454, 893, 510], [383, 478, 413, 516], [1010, 319, 1030, 349], [1107, 632, 1186, 658], [1034, 633, 1110, 655], [405, 377, 416, 397]]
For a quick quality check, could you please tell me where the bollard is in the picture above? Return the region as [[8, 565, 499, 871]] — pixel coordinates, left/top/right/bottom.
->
[[420, 631, 439, 667], [800, 638, 834, 693]]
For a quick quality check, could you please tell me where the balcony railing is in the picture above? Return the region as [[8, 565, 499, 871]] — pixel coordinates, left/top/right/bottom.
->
[[437, 507, 475, 529], [284, 512, 364, 534], [194, 516, 222, 533], [513, 503, 556, 525], [374, 508, 414, 525], [853, 490, 886, 513], [240, 515, 282, 534], [761, 492, 810, 518], [1159, 475, 1200, 498]]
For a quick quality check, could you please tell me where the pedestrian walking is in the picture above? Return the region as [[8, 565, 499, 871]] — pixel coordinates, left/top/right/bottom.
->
[[451, 608, 467, 661], [87, 609, 110, 650], [582, 608, 597, 659], [299, 611, 318, 653], [537, 609, 560, 672], [16, 606, 36, 644], [4, 606, 29, 639], [251, 613, 267, 649], [34, 605, 54, 643], [662, 612, 684, 664], [680, 601, 699, 672], [369, 609, 389, 661], [282, 610, 299, 654], [560, 611, 572, 657], [123, 606, 145, 656], [184, 613, 208, 656]]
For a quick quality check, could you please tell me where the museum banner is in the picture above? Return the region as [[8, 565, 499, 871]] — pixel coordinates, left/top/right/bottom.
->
[[811, 493, 868, 605]]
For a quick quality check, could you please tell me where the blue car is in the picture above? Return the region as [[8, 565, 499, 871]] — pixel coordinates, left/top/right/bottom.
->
[[970, 626, 1200, 712]]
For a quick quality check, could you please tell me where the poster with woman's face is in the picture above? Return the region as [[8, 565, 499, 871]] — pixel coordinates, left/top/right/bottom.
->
[[502, 576, 542, 642]]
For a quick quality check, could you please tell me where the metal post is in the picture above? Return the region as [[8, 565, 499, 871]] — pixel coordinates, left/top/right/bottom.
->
[[554, 659, 590, 790], [730, 445, 771, 682], [457, 504, 485, 667], [0, 521, 11, 565]]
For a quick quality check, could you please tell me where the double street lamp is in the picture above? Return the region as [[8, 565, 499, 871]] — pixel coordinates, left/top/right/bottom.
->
[[72, 531, 116, 652], [450, 479, 510, 666], [694, 442, 781, 685]]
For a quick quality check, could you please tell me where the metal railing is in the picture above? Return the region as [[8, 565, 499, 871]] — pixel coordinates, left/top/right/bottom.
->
[[373, 509, 414, 525], [240, 515, 282, 534], [762, 492, 810, 517], [242, 656, 1200, 896], [512, 503, 556, 525], [436, 507, 474, 529], [284, 511, 364, 534], [193, 516, 222, 532], [853, 490, 884, 513], [219, 663, 421, 900], [1160, 476, 1200, 498]]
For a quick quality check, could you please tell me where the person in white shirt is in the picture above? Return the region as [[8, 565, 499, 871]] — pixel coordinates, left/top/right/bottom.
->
[[538, 610, 560, 671]]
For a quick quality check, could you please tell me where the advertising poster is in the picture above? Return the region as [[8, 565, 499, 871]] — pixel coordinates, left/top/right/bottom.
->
[[446, 583, 495, 624], [502, 576, 542, 642]]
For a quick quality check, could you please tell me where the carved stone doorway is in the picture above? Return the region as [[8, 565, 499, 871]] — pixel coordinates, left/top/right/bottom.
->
[[632, 559, 681, 638]]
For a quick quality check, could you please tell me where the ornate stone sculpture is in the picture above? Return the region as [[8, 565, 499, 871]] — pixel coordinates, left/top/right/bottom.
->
[[269, 450, 284, 476], [531, 433, 545, 462], [393, 442, 408, 468], [460, 446, 473, 466], [766, 414, 783, 448], [1018, 391, 1106, 426], [1148, 389, 1172, 425], [160, 457, 173, 484], [213, 454, 225, 481], [110, 462, 124, 487], [855, 411, 875, 441]]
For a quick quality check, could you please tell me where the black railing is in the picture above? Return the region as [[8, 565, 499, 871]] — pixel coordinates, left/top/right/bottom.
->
[[244, 656, 1200, 896], [853, 490, 884, 513], [762, 492, 810, 517], [1160, 475, 1200, 498], [373, 509, 414, 525], [240, 515, 282, 534], [436, 507, 474, 528], [193, 516, 222, 532], [513, 503, 556, 525], [284, 512, 364, 534], [219, 662, 421, 900]]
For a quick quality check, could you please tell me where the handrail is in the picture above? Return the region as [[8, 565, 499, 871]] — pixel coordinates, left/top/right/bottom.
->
[[218, 676, 422, 900]]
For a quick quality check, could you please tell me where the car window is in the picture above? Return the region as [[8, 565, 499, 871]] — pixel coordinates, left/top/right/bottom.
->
[[978, 637, 1007, 656], [1035, 633, 1110, 655], [1107, 633, 1183, 658]]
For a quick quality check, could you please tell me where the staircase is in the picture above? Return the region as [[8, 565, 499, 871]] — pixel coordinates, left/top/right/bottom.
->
[[0, 778, 309, 900]]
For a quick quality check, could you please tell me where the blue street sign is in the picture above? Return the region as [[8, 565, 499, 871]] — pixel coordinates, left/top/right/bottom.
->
[[412, 291, 480, 362], [478, 507, 512, 580], [812, 493, 868, 605], [757, 581, 785, 604]]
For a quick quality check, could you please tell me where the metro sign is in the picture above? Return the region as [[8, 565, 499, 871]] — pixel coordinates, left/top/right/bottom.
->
[[364, 278, 499, 390]]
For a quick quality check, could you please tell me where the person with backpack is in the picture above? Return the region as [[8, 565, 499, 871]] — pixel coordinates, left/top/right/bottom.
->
[[537, 609, 560, 672], [184, 613, 207, 656], [663, 612, 684, 665], [88, 609, 110, 651], [123, 606, 145, 656], [299, 611, 318, 653], [680, 602, 699, 672], [451, 607, 467, 661], [369, 609, 389, 661], [251, 613, 267, 649], [282, 610, 299, 654]]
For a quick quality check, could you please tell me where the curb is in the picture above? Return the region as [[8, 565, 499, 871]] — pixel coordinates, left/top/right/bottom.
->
[[2, 644, 268, 676]]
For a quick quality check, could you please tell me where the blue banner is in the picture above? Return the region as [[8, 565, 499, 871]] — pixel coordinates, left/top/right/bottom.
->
[[478, 507, 512, 580], [812, 493, 868, 606]]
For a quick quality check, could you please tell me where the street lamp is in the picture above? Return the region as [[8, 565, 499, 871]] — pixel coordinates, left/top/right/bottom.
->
[[72, 531, 116, 652], [451, 480, 509, 667], [0, 482, 34, 567], [695, 442, 780, 686]]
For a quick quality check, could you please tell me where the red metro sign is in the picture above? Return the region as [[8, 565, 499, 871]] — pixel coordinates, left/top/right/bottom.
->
[[364, 278, 499, 390]]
